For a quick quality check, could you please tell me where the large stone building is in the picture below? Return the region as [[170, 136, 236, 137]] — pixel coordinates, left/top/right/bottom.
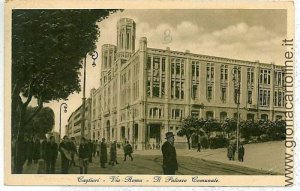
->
[[86, 18, 285, 150], [66, 98, 92, 143]]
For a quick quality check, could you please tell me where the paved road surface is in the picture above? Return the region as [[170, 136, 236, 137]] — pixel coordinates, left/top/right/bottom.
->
[[23, 154, 276, 175]]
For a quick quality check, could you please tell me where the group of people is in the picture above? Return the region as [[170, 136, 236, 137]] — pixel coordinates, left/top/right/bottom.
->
[[58, 136, 135, 174], [227, 144, 245, 162], [19, 134, 135, 174]]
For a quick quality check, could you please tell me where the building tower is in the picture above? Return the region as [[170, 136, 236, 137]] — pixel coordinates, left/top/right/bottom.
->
[[101, 44, 116, 84], [116, 18, 136, 61]]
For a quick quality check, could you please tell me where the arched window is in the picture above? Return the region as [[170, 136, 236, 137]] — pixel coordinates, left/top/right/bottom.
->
[[220, 112, 227, 123], [261, 114, 268, 121], [206, 111, 214, 120]]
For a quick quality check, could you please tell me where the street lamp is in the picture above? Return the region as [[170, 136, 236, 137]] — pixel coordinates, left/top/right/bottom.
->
[[127, 103, 135, 150], [232, 67, 241, 159], [81, 51, 98, 138], [59, 103, 68, 140]]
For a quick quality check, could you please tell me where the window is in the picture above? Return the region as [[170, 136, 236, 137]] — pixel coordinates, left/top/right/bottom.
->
[[147, 56, 151, 69], [171, 109, 183, 119], [247, 67, 254, 85], [247, 114, 255, 121], [207, 63, 214, 82], [276, 115, 283, 120], [275, 71, 283, 86], [261, 114, 268, 121], [206, 111, 213, 120], [220, 112, 227, 123], [192, 84, 198, 99], [149, 108, 162, 118], [207, 86, 212, 100], [191, 110, 199, 117], [247, 90, 252, 104], [260, 69, 271, 85], [221, 87, 226, 103], [162, 57, 166, 72], [220, 65, 228, 81]]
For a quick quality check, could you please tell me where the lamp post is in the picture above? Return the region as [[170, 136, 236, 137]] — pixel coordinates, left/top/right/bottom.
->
[[81, 51, 98, 138], [59, 103, 68, 140], [232, 67, 241, 159], [127, 103, 135, 150]]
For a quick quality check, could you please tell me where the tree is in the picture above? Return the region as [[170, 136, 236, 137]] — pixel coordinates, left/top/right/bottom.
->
[[11, 9, 119, 173], [24, 107, 55, 138], [203, 119, 221, 147], [221, 118, 237, 138], [177, 116, 198, 149]]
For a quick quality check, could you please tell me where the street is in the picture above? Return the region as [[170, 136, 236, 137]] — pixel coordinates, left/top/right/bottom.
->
[[22, 141, 284, 175], [23, 153, 276, 175]]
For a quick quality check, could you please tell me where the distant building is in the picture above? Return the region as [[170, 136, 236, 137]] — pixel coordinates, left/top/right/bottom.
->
[[66, 98, 92, 143], [83, 18, 285, 149]]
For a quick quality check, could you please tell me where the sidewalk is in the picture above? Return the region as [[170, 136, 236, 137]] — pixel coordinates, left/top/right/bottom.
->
[[134, 141, 285, 174]]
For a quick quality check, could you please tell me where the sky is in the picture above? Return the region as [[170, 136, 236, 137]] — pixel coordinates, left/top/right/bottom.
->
[[44, 9, 287, 136]]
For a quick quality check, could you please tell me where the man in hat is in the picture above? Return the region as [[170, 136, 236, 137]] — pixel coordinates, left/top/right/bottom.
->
[[99, 138, 108, 168], [59, 135, 72, 174], [161, 132, 178, 175], [78, 137, 89, 174]]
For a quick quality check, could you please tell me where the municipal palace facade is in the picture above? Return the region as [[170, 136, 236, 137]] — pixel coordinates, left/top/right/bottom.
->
[[66, 18, 286, 149]]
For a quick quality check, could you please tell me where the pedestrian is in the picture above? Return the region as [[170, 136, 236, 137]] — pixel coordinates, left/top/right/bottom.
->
[[32, 137, 41, 164], [100, 138, 108, 168], [197, 142, 201, 152], [69, 137, 77, 166], [59, 135, 72, 174], [109, 141, 119, 166], [93, 140, 97, 157], [41, 137, 48, 160], [227, 144, 233, 160], [44, 136, 58, 174], [96, 140, 100, 156], [88, 139, 93, 163], [26, 137, 34, 165], [161, 132, 178, 175], [14, 136, 28, 173], [78, 137, 89, 174], [232, 143, 236, 161], [238, 144, 245, 162], [123, 141, 133, 161]]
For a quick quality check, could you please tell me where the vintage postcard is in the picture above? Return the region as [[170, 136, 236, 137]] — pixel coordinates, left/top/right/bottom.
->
[[4, 0, 295, 187]]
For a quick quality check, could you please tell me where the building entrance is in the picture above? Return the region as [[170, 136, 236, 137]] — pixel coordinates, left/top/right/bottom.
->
[[148, 124, 161, 149]]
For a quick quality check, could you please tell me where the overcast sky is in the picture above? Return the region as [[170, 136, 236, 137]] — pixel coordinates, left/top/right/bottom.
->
[[44, 9, 287, 136]]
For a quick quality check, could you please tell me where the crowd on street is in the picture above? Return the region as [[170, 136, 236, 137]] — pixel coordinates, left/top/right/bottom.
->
[[19, 135, 135, 174]]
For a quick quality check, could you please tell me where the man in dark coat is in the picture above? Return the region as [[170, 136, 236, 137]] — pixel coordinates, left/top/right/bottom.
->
[[59, 135, 72, 174], [227, 144, 233, 160], [45, 136, 58, 174], [109, 141, 119, 165], [161, 132, 178, 175], [197, 142, 201, 152], [238, 144, 245, 162], [41, 137, 48, 160], [69, 137, 77, 166], [88, 139, 93, 163], [26, 137, 34, 165], [100, 138, 107, 168], [32, 138, 41, 164], [79, 137, 89, 174], [123, 141, 133, 161]]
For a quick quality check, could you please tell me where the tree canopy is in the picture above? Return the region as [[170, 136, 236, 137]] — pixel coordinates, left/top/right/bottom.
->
[[11, 9, 119, 173], [24, 107, 55, 137], [11, 9, 119, 133]]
